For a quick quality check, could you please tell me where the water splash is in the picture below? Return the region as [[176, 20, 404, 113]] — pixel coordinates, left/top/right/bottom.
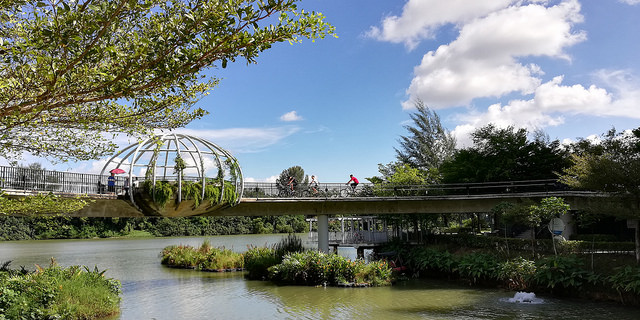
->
[[507, 292, 544, 304]]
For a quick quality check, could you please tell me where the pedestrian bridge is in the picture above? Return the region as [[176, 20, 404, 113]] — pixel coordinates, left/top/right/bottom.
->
[[0, 164, 600, 217], [1, 165, 608, 252]]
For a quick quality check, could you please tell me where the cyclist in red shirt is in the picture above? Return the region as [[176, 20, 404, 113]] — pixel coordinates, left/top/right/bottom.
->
[[346, 174, 359, 190]]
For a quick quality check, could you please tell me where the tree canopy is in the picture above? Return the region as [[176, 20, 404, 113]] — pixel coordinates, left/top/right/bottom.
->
[[0, 0, 335, 162], [559, 127, 640, 263], [395, 100, 456, 171], [440, 125, 569, 183]]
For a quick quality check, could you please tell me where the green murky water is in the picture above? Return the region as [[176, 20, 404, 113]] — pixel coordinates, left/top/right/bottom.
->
[[2, 235, 639, 320]]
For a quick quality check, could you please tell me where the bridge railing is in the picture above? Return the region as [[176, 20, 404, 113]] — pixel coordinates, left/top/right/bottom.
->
[[0, 164, 566, 199], [243, 179, 564, 199], [0, 166, 130, 196]]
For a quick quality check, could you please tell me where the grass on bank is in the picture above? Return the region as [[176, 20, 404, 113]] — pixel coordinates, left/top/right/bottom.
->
[[0, 259, 121, 320]]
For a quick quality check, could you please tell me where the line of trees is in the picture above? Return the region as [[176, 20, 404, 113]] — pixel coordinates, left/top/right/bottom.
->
[[0, 215, 308, 241], [371, 100, 640, 263]]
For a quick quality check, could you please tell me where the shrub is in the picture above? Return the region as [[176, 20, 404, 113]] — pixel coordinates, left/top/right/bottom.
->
[[406, 247, 456, 274], [531, 255, 596, 291], [268, 251, 392, 286], [498, 257, 536, 290], [160, 243, 243, 270], [244, 246, 279, 280], [0, 261, 121, 320], [456, 253, 499, 284], [608, 266, 640, 296]]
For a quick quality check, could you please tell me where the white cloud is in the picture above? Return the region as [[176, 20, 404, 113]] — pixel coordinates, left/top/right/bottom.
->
[[280, 111, 303, 122], [174, 126, 301, 154], [245, 175, 279, 183], [450, 73, 640, 147], [403, 0, 586, 109], [619, 0, 640, 5], [366, 0, 516, 50]]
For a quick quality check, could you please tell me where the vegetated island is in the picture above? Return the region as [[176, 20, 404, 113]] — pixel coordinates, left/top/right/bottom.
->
[[160, 235, 393, 287]]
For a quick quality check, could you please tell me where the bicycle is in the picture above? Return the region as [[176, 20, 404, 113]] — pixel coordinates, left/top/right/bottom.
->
[[278, 187, 296, 197], [340, 184, 358, 197]]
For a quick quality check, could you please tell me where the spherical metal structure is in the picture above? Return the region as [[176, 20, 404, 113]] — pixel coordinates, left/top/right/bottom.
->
[[100, 133, 243, 213]]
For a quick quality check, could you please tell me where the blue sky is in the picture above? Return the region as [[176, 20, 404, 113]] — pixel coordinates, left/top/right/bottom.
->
[[16, 0, 640, 183]]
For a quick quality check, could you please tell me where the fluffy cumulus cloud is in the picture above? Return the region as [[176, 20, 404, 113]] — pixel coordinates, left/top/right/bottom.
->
[[370, 0, 640, 146], [450, 72, 640, 147], [366, 0, 516, 50], [402, 0, 586, 109], [280, 111, 303, 122]]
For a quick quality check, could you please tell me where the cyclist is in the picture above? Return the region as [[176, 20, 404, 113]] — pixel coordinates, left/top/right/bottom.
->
[[287, 176, 297, 193], [346, 174, 359, 191], [309, 175, 319, 195]]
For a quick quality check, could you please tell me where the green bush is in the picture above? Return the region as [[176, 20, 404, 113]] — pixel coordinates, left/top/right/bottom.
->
[[405, 247, 456, 274], [160, 241, 244, 270], [0, 261, 121, 320], [608, 266, 640, 296], [531, 255, 596, 290], [244, 235, 305, 280], [268, 251, 392, 286], [498, 257, 537, 290], [456, 253, 499, 284]]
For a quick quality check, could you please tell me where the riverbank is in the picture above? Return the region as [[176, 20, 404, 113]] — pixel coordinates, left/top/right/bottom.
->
[[382, 238, 640, 306]]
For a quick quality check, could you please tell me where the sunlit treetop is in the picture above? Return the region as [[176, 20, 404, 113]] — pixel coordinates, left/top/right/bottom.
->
[[0, 0, 335, 162]]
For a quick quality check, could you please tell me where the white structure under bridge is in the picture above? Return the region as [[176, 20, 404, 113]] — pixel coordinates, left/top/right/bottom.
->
[[306, 216, 394, 258]]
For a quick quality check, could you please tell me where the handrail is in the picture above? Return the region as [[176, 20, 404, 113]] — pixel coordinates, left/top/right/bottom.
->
[[0, 164, 567, 200]]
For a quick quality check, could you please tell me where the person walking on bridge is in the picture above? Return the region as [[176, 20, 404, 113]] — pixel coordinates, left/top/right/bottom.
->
[[346, 174, 359, 191]]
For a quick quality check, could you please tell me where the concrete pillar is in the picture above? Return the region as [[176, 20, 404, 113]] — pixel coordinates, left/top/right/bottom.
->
[[318, 214, 329, 253]]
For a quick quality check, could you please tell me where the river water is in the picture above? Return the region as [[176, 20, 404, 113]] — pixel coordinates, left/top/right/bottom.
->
[[2, 234, 640, 320]]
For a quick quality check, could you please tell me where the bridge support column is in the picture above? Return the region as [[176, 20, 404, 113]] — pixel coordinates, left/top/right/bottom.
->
[[317, 214, 329, 253]]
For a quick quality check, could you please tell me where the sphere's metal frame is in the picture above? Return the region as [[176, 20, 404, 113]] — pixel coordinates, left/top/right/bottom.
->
[[99, 133, 244, 209]]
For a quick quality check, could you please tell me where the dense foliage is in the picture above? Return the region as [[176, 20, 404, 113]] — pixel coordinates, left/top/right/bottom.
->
[[0, 0, 335, 163], [391, 243, 640, 303], [269, 251, 393, 287], [0, 215, 308, 240], [560, 127, 640, 263], [0, 260, 121, 319], [244, 235, 393, 287], [440, 125, 570, 183]]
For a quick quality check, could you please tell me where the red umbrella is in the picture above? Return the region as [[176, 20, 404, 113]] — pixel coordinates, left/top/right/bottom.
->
[[110, 168, 126, 174]]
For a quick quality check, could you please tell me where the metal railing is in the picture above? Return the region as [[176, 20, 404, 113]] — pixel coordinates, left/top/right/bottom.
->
[[243, 179, 565, 199], [0, 164, 567, 200]]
